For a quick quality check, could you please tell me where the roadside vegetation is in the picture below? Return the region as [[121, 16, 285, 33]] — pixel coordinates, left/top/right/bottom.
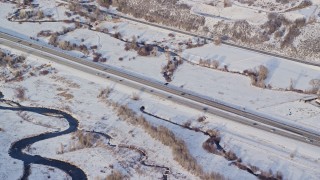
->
[[244, 65, 269, 88], [0, 48, 55, 83]]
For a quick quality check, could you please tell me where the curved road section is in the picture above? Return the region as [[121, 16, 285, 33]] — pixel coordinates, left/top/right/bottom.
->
[[0, 100, 87, 180]]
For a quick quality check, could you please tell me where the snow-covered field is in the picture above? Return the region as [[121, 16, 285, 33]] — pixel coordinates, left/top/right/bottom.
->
[[0, 0, 320, 179], [0, 110, 53, 180], [1, 44, 320, 179], [29, 164, 71, 180]]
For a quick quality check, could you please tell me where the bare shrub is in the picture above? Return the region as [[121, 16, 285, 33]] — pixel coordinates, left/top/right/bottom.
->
[[37, 30, 52, 37], [0, 50, 6, 58], [203, 137, 218, 154], [58, 41, 72, 51], [131, 92, 140, 101], [307, 79, 320, 94], [183, 120, 191, 128], [197, 116, 206, 122], [18, 10, 27, 19], [167, 63, 176, 73], [257, 65, 268, 82], [15, 87, 26, 101], [58, 143, 64, 154], [124, 44, 131, 51], [137, 45, 154, 56], [245, 65, 268, 88], [225, 150, 238, 161], [130, 36, 138, 50], [79, 45, 89, 55], [68, 2, 78, 11], [168, 33, 175, 37], [294, 0, 312, 9], [274, 30, 284, 38], [137, 47, 150, 56], [307, 15, 317, 24], [37, 10, 44, 19], [206, 129, 220, 138], [211, 60, 220, 69], [98, 87, 113, 99], [90, 45, 98, 50], [222, 65, 229, 72], [75, 131, 95, 148], [295, 17, 306, 27], [199, 59, 211, 67], [263, 13, 289, 35], [281, 25, 301, 48], [116, 105, 136, 121], [100, 57, 107, 62], [276, 171, 283, 180], [106, 171, 125, 180], [57, 130, 103, 154], [259, 169, 276, 180], [49, 33, 58, 46], [93, 53, 102, 62], [57, 91, 74, 100], [98, 0, 113, 8], [113, 32, 122, 39], [214, 36, 222, 45], [39, 70, 50, 76], [224, 0, 232, 7]]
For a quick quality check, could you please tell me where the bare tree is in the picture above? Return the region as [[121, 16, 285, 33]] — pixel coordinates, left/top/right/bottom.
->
[[214, 36, 222, 45], [165, 48, 170, 63], [37, 10, 44, 19], [258, 65, 268, 82], [49, 33, 58, 46], [309, 79, 320, 94]]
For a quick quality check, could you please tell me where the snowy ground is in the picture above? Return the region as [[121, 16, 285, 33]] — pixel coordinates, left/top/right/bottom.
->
[[0, 0, 320, 179], [29, 164, 71, 180], [0, 110, 54, 180]]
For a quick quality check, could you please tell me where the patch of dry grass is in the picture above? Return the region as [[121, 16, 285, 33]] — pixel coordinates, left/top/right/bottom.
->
[[57, 91, 74, 100], [50, 75, 80, 88], [57, 130, 103, 154], [105, 170, 125, 180], [244, 65, 269, 88], [115, 104, 224, 180], [98, 87, 113, 99]]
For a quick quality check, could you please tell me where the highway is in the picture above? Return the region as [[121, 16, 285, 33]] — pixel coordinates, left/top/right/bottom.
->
[[1, 31, 320, 147], [106, 12, 320, 67]]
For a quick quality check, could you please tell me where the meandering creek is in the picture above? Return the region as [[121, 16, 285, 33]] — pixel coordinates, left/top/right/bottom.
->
[[0, 99, 87, 180]]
